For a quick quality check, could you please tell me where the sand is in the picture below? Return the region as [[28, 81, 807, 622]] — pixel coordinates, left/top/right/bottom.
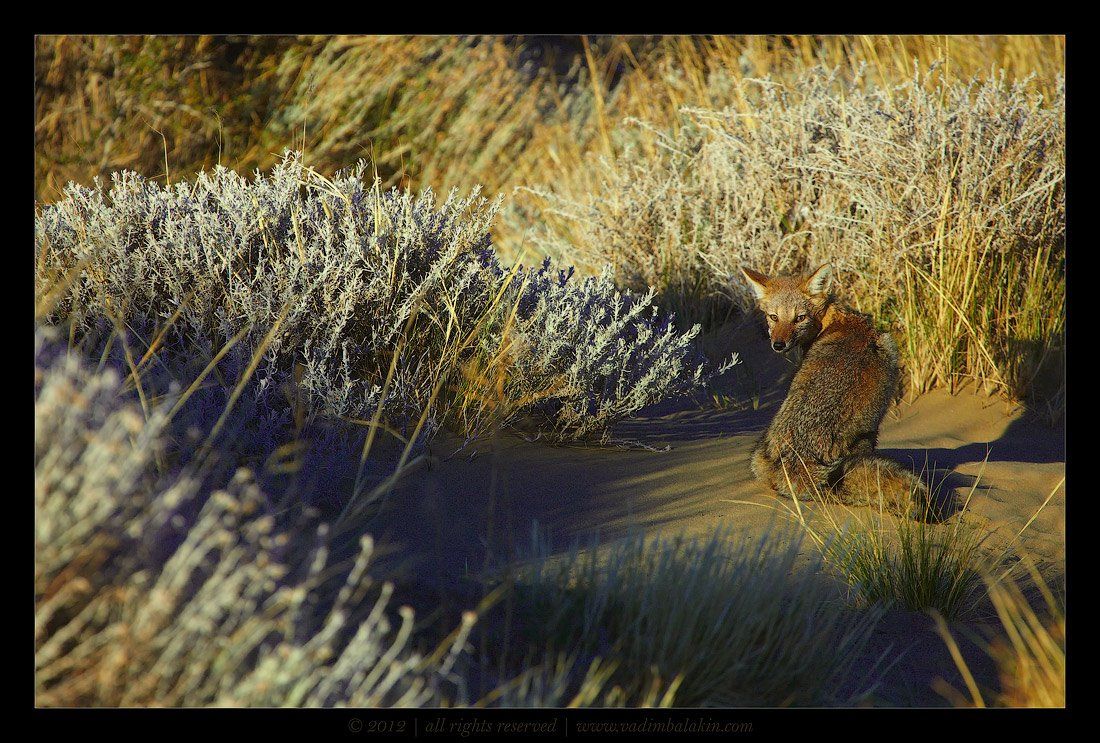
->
[[367, 317, 1065, 706]]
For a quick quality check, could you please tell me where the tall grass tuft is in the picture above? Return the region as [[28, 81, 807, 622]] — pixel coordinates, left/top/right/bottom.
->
[[511, 529, 884, 706], [934, 565, 1065, 707], [826, 512, 989, 620], [730, 476, 995, 621]]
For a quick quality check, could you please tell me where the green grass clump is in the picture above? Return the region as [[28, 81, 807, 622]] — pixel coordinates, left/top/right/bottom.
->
[[826, 513, 989, 620], [751, 472, 1065, 623], [741, 476, 995, 620]]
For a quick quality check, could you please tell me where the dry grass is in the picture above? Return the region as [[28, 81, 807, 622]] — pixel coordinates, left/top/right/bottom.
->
[[36, 36, 1064, 414], [934, 563, 1065, 707], [35, 35, 294, 200], [530, 68, 1064, 411], [36, 35, 1064, 211]]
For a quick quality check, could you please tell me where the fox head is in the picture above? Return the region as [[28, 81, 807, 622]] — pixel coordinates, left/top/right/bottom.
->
[[740, 264, 834, 353]]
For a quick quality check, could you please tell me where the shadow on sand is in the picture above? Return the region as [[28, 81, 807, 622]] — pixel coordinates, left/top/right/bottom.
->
[[347, 323, 1064, 707], [368, 320, 1066, 591]]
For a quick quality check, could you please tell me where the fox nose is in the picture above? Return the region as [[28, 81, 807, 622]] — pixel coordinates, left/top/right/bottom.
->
[[772, 340, 786, 352]]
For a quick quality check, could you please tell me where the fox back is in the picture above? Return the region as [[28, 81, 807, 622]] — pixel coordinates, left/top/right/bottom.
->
[[770, 303, 898, 463]]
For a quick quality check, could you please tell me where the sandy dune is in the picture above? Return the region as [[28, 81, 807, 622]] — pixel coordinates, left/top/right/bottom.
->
[[376, 319, 1064, 575], [368, 317, 1065, 705]]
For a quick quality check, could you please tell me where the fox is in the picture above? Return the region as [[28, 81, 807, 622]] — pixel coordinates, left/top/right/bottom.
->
[[740, 263, 926, 515]]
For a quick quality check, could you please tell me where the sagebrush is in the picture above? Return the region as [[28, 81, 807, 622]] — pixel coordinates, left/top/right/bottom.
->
[[36, 153, 720, 443], [34, 330, 470, 707]]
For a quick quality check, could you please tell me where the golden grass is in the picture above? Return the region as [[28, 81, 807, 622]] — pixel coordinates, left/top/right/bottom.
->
[[934, 562, 1065, 707], [36, 37, 1064, 414], [36, 35, 1064, 209], [526, 52, 1064, 413]]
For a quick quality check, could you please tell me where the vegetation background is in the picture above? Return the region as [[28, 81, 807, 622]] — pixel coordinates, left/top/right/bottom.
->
[[34, 35, 1065, 708], [36, 35, 1065, 410]]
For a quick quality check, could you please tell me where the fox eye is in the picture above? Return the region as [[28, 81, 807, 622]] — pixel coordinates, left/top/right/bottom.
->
[[795, 313, 807, 322], [768, 313, 778, 321]]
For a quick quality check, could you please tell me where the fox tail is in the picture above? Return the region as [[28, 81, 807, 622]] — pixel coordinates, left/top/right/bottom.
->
[[834, 456, 930, 516]]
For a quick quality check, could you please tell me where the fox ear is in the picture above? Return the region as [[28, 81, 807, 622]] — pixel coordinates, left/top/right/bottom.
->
[[740, 266, 770, 301], [803, 263, 833, 296]]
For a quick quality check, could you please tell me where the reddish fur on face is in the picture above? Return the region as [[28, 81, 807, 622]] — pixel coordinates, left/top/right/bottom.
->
[[740, 265, 832, 352]]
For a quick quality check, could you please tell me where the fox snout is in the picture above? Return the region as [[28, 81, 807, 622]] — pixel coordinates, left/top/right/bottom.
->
[[770, 326, 794, 353]]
